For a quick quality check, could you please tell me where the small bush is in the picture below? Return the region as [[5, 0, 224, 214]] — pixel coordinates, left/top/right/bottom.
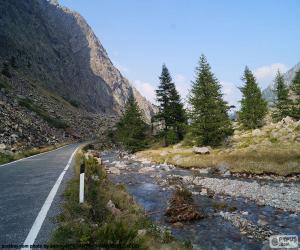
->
[[0, 153, 14, 164]]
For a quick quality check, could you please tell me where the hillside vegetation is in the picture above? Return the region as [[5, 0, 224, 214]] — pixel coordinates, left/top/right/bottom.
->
[[137, 116, 300, 176]]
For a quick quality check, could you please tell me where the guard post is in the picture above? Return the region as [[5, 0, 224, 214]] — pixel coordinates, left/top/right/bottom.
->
[[79, 163, 85, 203]]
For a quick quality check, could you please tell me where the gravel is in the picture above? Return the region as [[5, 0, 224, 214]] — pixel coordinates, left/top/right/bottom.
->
[[193, 177, 300, 212]]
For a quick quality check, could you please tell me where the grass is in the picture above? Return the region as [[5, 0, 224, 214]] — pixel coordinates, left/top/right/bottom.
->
[[0, 143, 68, 165], [18, 97, 69, 129], [136, 143, 300, 176], [50, 147, 191, 249]]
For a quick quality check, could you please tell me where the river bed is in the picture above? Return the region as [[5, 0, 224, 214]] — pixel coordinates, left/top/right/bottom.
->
[[100, 150, 300, 250]]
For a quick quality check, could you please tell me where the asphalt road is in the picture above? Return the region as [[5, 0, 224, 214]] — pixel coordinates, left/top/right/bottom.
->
[[0, 144, 80, 248]]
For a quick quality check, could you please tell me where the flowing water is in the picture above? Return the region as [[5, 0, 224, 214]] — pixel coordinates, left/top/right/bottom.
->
[[101, 151, 300, 250]]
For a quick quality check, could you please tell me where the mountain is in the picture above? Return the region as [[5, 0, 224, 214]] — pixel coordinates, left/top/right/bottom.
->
[[262, 62, 300, 103], [0, 0, 154, 118], [0, 0, 154, 152]]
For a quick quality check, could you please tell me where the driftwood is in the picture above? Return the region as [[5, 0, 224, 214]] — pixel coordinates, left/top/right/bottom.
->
[[164, 189, 205, 223]]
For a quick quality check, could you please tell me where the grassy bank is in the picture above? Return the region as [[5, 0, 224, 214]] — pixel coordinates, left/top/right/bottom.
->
[[0, 143, 68, 165], [136, 143, 300, 176], [50, 148, 190, 249]]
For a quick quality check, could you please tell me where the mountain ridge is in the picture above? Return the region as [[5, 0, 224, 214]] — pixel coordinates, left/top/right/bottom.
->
[[262, 62, 300, 102]]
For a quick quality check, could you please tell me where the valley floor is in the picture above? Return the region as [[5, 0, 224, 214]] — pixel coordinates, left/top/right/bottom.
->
[[100, 149, 300, 249]]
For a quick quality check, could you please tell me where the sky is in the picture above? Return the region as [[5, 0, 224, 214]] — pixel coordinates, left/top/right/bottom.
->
[[59, 0, 300, 107]]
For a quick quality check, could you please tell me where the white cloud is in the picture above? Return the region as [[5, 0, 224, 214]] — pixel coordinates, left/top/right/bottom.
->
[[174, 74, 190, 101], [220, 81, 241, 108], [254, 63, 288, 80], [133, 80, 156, 104]]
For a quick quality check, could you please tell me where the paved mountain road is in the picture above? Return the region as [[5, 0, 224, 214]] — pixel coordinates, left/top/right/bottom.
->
[[0, 144, 80, 248]]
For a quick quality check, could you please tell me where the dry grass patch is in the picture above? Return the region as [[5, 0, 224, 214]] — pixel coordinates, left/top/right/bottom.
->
[[136, 143, 300, 176]]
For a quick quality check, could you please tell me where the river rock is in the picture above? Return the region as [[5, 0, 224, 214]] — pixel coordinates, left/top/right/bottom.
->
[[138, 166, 155, 173], [172, 222, 184, 228], [108, 167, 120, 175], [193, 146, 211, 154], [197, 168, 212, 174]]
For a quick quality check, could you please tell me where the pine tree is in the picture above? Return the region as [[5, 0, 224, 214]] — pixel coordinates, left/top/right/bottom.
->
[[272, 71, 291, 121], [116, 95, 149, 152], [239, 66, 268, 129], [188, 54, 232, 146], [155, 64, 186, 146], [290, 69, 300, 119]]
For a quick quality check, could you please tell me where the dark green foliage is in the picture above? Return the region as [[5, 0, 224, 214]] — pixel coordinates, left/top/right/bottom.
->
[[290, 70, 300, 119], [239, 66, 268, 129], [155, 64, 187, 146], [116, 95, 149, 152], [272, 71, 292, 121], [1, 62, 11, 78], [18, 97, 69, 129], [188, 55, 232, 146]]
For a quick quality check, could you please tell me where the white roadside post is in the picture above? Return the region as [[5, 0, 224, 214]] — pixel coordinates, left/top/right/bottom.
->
[[79, 163, 85, 203]]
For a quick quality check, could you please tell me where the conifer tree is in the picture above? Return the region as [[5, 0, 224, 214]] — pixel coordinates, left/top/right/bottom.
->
[[290, 69, 300, 119], [155, 64, 186, 146], [116, 95, 149, 152], [188, 54, 232, 146], [239, 67, 268, 129], [272, 71, 291, 121]]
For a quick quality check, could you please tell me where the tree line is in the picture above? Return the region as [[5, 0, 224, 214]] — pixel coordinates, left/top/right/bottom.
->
[[115, 54, 300, 152]]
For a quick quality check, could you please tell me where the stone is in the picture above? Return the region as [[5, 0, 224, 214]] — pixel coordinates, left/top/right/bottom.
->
[[223, 171, 231, 177], [193, 146, 211, 154], [0, 143, 6, 150], [200, 188, 208, 196], [217, 163, 229, 174], [172, 222, 184, 228], [138, 166, 155, 174], [137, 229, 147, 237], [106, 200, 121, 216], [257, 219, 268, 226], [197, 168, 212, 174], [108, 167, 120, 175]]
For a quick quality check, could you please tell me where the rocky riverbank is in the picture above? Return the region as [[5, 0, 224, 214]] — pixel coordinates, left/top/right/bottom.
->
[[97, 149, 300, 249]]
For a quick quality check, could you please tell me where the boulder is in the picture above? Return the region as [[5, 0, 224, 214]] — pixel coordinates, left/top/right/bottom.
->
[[193, 146, 211, 154], [106, 200, 121, 216]]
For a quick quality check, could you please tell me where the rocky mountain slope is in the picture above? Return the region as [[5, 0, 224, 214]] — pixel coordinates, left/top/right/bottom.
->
[[0, 0, 154, 153], [263, 62, 300, 102], [0, 0, 154, 118]]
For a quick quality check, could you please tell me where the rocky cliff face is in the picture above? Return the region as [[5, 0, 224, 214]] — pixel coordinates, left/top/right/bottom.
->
[[263, 62, 300, 103], [0, 0, 154, 153], [0, 0, 154, 119]]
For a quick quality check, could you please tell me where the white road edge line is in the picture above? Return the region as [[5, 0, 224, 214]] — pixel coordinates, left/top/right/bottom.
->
[[0, 145, 69, 167], [20, 146, 79, 250]]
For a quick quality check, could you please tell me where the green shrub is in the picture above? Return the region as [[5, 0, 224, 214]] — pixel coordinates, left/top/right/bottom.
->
[[0, 153, 14, 164]]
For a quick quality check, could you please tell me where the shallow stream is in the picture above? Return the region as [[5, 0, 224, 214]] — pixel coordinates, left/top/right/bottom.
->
[[101, 151, 300, 250]]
